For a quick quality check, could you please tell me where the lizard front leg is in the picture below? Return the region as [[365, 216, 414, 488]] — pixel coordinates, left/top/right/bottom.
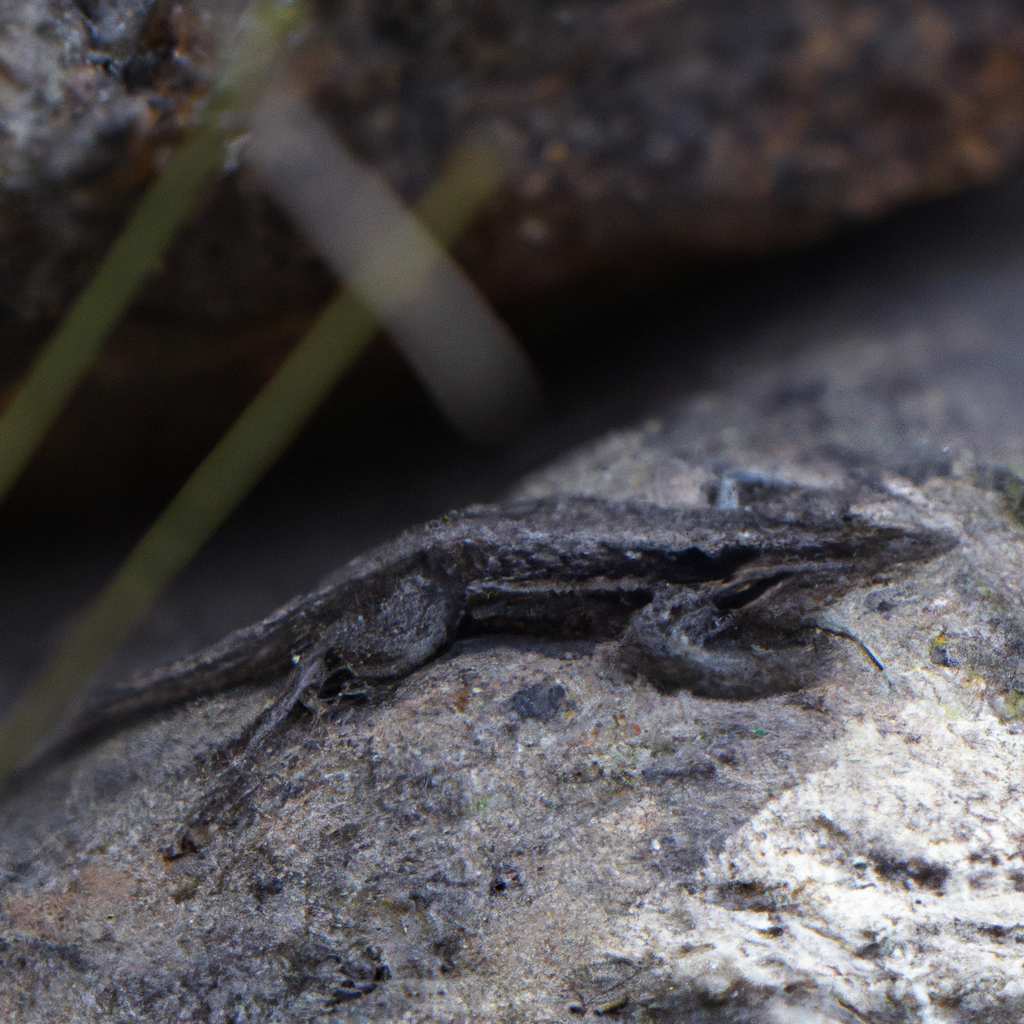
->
[[618, 577, 836, 700]]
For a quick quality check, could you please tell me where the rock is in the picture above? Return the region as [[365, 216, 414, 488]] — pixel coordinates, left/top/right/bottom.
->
[[4, 0, 1024, 517], [3, 322, 1024, 1020], [6, 0, 1024, 316]]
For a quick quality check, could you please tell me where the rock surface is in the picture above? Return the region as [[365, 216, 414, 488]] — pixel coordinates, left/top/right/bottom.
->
[[6, 0, 1024, 316], [5, 0, 1024, 517], [3, 318, 1024, 1020]]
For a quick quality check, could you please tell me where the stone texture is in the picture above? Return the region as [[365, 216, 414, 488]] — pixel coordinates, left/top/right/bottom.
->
[[4, 322, 1024, 1020], [5, 0, 1024, 516], [6, 0, 1024, 317]]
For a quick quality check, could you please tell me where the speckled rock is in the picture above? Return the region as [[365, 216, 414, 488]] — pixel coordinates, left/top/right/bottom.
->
[[3, 326, 1024, 1021], [7, 0, 1024, 318], [5, 0, 1024, 516]]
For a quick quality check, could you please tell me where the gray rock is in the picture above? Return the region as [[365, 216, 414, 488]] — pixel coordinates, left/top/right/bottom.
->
[[7, 0, 1024, 316], [4, 322, 1024, 1021], [6, 0, 1024, 518]]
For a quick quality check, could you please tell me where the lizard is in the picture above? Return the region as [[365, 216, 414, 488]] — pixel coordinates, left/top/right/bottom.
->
[[50, 490, 956, 761]]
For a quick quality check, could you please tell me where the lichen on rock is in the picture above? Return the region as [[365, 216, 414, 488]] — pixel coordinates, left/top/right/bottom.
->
[[3, 324, 1024, 1020]]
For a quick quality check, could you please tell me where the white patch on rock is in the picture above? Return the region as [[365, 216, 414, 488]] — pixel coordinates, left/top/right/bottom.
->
[[625, 701, 1024, 1018]]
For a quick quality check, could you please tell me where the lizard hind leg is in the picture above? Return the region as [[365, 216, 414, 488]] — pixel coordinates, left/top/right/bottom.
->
[[241, 654, 329, 757], [619, 584, 830, 700], [319, 571, 464, 688], [242, 571, 463, 756]]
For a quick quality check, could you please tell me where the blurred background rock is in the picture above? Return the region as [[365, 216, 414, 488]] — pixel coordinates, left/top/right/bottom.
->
[[3, 0, 1024, 524]]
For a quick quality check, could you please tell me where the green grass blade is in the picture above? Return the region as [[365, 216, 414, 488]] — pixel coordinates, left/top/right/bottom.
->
[[0, 123, 226, 505], [0, 144, 502, 784], [0, 0, 306, 508]]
